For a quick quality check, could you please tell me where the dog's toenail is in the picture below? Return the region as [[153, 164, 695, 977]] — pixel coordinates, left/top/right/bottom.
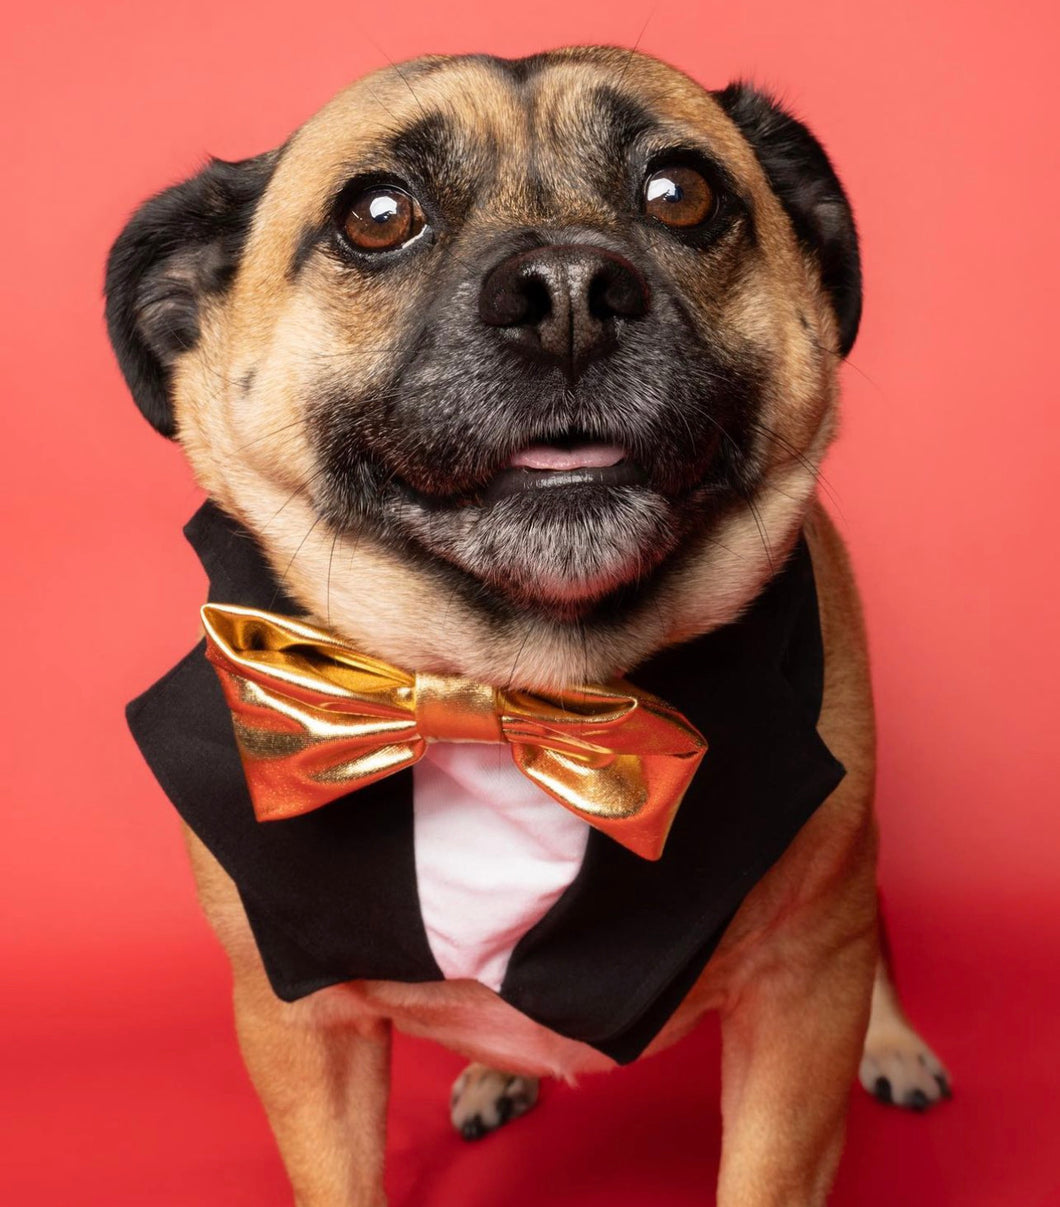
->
[[935, 1074, 952, 1099], [873, 1076, 893, 1104], [907, 1089, 929, 1111]]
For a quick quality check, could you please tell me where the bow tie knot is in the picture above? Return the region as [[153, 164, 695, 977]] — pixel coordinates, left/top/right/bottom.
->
[[201, 603, 707, 861], [414, 673, 503, 743]]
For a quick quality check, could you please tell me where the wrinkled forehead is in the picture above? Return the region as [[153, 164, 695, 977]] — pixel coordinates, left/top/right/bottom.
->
[[256, 50, 760, 234]]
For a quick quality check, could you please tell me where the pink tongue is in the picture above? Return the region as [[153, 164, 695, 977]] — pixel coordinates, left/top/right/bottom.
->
[[509, 442, 626, 471]]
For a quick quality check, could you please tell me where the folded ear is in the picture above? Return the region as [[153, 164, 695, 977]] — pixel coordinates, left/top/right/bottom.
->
[[104, 151, 277, 437], [713, 83, 862, 357]]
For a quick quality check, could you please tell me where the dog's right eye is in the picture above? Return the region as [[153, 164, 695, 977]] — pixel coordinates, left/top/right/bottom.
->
[[340, 186, 427, 253]]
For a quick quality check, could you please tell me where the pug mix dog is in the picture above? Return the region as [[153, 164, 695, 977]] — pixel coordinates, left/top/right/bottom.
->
[[106, 47, 950, 1207]]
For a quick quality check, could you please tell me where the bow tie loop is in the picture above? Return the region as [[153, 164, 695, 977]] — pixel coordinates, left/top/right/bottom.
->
[[201, 603, 706, 861]]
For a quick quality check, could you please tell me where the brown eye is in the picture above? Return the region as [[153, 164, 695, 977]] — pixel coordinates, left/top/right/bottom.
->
[[341, 187, 426, 252], [643, 166, 715, 228]]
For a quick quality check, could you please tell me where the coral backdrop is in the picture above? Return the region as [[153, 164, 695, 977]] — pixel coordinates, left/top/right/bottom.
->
[[3, 0, 1057, 1203]]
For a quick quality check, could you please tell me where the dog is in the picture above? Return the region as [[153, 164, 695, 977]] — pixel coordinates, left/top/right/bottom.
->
[[105, 46, 950, 1206]]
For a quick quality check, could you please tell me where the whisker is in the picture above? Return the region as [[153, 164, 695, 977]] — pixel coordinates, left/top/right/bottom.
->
[[746, 418, 843, 514], [504, 621, 535, 693], [228, 418, 307, 454], [325, 528, 340, 628], [742, 492, 775, 574], [257, 462, 335, 538], [271, 516, 324, 608], [618, 11, 655, 85], [807, 336, 881, 392]]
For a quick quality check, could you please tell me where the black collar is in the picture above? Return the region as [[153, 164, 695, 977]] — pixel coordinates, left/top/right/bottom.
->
[[127, 501, 844, 1063]]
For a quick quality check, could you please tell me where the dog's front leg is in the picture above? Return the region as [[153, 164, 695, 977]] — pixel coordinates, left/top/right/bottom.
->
[[183, 827, 390, 1206], [716, 919, 876, 1207], [233, 964, 391, 1207]]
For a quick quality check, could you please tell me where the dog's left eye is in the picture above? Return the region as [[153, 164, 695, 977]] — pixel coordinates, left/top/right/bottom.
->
[[643, 166, 715, 229], [341, 186, 427, 252]]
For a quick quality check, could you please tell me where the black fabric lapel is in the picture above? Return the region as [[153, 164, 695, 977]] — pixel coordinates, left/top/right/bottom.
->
[[126, 502, 443, 994], [499, 544, 845, 1061], [127, 502, 844, 1059]]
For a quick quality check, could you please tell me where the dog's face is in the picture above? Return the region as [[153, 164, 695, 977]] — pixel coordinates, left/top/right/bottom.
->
[[106, 48, 859, 687]]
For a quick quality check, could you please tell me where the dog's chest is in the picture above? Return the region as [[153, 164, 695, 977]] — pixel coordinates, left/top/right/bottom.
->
[[412, 744, 590, 990]]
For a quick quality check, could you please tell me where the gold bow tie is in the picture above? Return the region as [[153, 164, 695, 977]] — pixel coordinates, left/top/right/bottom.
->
[[201, 604, 707, 861]]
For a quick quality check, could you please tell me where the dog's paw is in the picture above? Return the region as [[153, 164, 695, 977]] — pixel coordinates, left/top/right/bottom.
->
[[449, 1064, 539, 1141], [860, 1025, 952, 1111]]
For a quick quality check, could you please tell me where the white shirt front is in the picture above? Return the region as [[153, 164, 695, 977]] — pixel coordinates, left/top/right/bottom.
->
[[412, 743, 591, 992]]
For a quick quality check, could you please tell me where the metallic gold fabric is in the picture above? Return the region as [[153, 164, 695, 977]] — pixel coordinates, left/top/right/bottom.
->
[[201, 604, 707, 861]]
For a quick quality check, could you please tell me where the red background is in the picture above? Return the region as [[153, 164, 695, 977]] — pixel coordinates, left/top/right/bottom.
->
[[4, 1, 1058, 1203]]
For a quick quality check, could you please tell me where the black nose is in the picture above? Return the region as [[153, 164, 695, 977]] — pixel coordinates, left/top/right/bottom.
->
[[479, 244, 650, 377]]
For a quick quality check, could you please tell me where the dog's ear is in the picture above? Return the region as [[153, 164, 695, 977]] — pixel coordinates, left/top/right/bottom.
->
[[104, 151, 277, 437], [713, 83, 861, 357]]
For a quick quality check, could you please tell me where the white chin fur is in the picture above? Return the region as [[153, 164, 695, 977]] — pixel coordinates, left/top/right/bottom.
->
[[402, 487, 678, 609]]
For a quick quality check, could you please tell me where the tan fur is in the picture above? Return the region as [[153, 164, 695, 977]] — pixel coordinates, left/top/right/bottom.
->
[[149, 49, 943, 1206]]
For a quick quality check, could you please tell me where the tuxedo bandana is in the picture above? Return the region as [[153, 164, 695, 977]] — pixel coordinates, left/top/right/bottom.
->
[[128, 502, 845, 1063]]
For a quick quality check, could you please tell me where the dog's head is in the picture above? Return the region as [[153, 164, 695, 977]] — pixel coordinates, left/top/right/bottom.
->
[[106, 48, 859, 687]]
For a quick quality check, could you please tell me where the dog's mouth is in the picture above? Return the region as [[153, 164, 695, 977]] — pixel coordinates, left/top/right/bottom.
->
[[482, 439, 646, 503], [312, 410, 731, 615], [315, 408, 732, 616], [366, 427, 695, 615]]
